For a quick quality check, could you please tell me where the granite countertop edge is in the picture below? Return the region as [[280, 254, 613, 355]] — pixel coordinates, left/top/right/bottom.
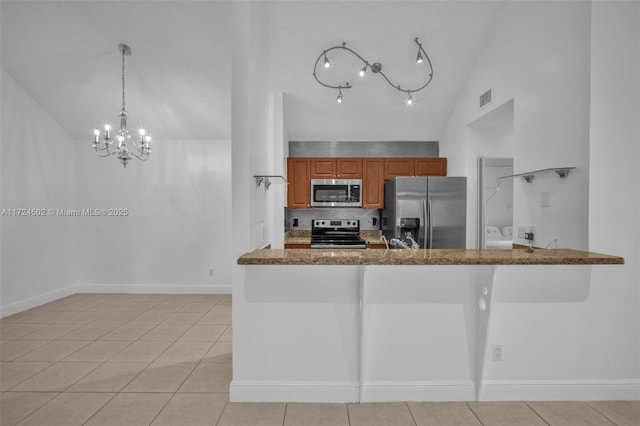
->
[[237, 248, 624, 266]]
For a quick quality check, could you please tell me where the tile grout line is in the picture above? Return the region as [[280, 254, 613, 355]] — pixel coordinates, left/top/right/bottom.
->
[[82, 294, 228, 425], [78, 391, 120, 425], [523, 402, 552, 426], [3, 361, 55, 392], [405, 402, 419, 426], [100, 298, 228, 423], [3, 390, 59, 425], [586, 401, 621, 426], [465, 401, 487, 426], [215, 402, 230, 426]]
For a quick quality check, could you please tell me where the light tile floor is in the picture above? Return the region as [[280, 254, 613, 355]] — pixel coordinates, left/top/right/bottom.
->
[[1, 293, 638, 425]]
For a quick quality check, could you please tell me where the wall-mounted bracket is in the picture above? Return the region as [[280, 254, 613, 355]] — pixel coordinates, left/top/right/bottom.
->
[[254, 175, 288, 190], [498, 167, 576, 184]]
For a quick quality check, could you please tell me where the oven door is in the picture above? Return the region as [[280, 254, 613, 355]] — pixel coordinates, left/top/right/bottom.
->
[[311, 179, 361, 207]]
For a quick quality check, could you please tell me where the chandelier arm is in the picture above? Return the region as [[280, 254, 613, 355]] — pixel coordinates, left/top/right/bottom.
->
[[128, 151, 149, 161], [96, 146, 115, 157], [313, 38, 434, 96]]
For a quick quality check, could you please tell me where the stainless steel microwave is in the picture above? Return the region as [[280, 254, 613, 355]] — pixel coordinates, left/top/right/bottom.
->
[[310, 179, 362, 207]]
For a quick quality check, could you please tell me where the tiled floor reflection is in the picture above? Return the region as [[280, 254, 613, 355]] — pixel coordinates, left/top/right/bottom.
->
[[1, 293, 638, 425]]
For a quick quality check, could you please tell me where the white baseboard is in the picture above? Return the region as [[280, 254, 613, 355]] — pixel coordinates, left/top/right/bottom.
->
[[76, 283, 232, 295], [362, 381, 476, 402], [230, 381, 360, 403], [229, 379, 640, 403], [1, 283, 231, 318], [479, 379, 640, 401], [0, 284, 78, 317]]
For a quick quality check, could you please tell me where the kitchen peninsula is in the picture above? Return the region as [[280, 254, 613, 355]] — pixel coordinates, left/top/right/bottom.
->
[[232, 248, 623, 403], [238, 248, 623, 266]]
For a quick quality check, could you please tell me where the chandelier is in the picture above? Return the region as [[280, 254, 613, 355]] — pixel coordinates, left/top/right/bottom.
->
[[91, 43, 151, 168], [313, 37, 434, 105]]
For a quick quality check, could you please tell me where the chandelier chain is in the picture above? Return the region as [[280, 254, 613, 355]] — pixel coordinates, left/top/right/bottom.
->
[[121, 47, 126, 112]]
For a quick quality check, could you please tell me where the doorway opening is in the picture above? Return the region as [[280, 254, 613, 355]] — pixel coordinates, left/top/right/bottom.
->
[[478, 157, 514, 249]]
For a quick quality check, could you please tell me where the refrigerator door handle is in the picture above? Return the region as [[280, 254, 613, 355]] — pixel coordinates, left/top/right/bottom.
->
[[422, 200, 428, 249], [428, 199, 433, 249]]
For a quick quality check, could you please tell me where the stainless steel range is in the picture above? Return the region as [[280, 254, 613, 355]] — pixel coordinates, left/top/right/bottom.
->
[[310, 219, 367, 249]]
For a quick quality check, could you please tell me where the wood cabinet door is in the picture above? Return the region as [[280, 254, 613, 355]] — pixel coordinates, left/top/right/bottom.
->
[[362, 158, 384, 209], [336, 158, 363, 178], [415, 158, 447, 176], [309, 158, 336, 178], [284, 243, 311, 249], [384, 158, 415, 180], [287, 158, 311, 209], [368, 243, 388, 249]]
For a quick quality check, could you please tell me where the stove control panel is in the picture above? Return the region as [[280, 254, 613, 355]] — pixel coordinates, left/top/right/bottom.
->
[[313, 219, 359, 229]]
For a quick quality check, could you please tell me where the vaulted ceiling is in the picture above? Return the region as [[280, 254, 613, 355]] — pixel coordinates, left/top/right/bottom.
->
[[1, 1, 506, 143]]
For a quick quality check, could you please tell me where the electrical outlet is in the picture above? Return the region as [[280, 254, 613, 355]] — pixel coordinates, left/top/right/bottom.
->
[[492, 345, 503, 361], [517, 225, 536, 239]]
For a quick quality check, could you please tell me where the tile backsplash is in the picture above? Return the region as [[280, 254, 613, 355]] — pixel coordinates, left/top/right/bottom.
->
[[285, 208, 380, 230]]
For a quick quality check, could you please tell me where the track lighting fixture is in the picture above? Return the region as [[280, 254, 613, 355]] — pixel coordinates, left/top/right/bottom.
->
[[406, 93, 413, 105], [313, 37, 433, 105], [323, 51, 330, 68]]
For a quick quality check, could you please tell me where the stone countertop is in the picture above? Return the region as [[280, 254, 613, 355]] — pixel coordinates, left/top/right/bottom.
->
[[238, 248, 624, 266]]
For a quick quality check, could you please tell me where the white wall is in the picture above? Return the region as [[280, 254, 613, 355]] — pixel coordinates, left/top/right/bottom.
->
[[1, 68, 76, 315], [441, 1, 640, 399], [1, 68, 233, 316], [441, 1, 590, 250], [75, 137, 232, 293], [248, 1, 274, 250], [588, 0, 640, 387]]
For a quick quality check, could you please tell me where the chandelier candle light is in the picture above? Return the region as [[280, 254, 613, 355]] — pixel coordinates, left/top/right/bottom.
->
[[313, 37, 434, 105], [91, 43, 151, 167]]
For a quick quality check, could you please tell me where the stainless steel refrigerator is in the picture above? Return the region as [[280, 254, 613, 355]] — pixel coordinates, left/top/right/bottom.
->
[[381, 177, 467, 248]]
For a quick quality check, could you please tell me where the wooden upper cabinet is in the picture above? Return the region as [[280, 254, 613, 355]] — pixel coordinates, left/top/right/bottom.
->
[[362, 158, 384, 209], [384, 158, 415, 180], [287, 156, 446, 209], [385, 157, 447, 179], [310, 158, 362, 178], [287, 157, 311, 209], [415, 158, 447, 176], [309, 158, 336, 178], [336, 158, 362, 178]]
